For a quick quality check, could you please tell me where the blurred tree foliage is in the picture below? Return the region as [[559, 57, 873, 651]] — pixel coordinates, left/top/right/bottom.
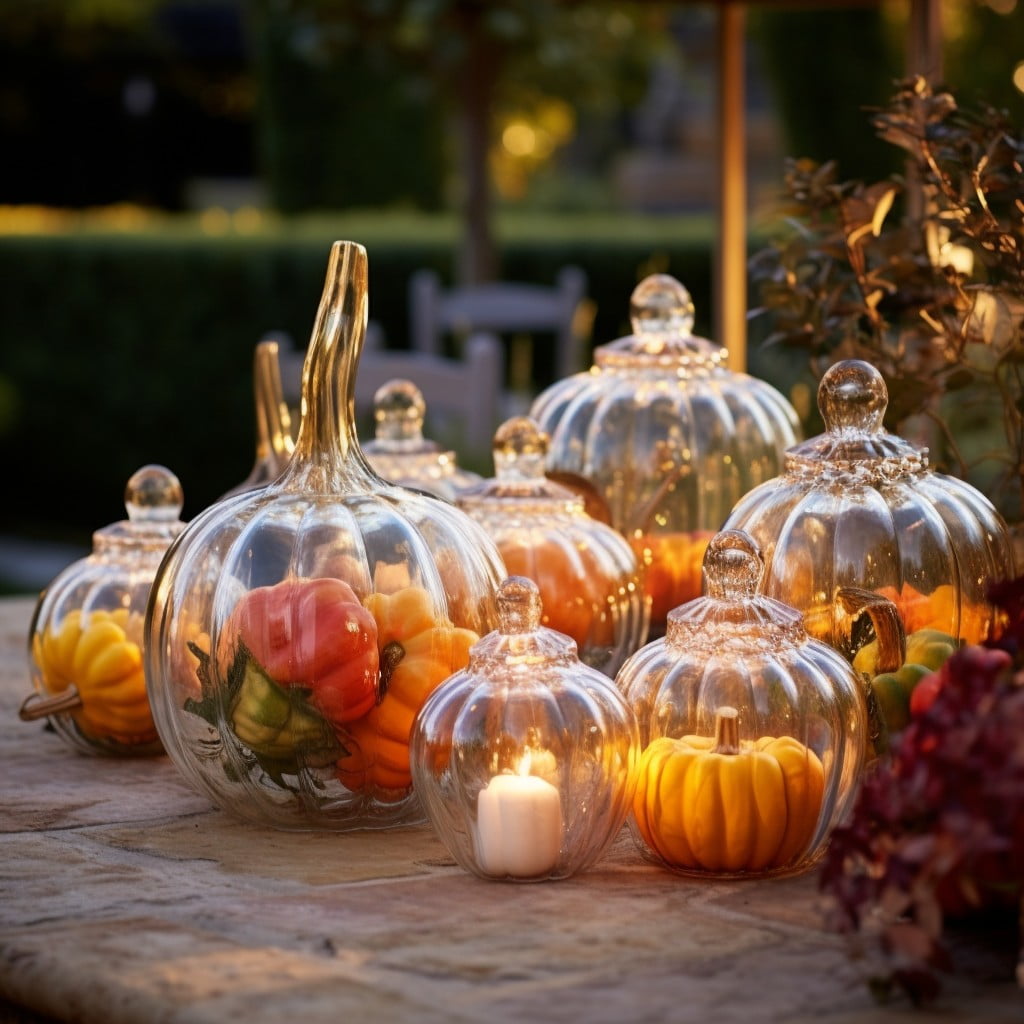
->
[[750, 1, 1024, 190], [0, 0, 661, 283], [750, 5, 903, 187], [4, 0, 1022, 284], [245, 3, 446, 216], [0, 0, 254, 208], [943, 0, 1024, 119], [246, 1, 662, 282]]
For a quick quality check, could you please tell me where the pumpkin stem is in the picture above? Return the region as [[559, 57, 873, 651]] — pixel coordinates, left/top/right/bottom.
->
[[19, 686, 84, 721], [712, 706, 741, 755], [379, 641, 405, 698], [839, 586, 906, 672]]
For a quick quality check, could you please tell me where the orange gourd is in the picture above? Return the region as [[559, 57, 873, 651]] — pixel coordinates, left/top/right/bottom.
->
[[337, 586, 478, 797], [499, 537, 617, 648], [876, 582, 991, 645], [632, 530, 713, 628]]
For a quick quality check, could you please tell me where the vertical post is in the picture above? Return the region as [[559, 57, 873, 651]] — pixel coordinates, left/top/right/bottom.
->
[[716, 1, 747, 373], [455, 5, 500, 285], [905, 0, 944, 222], [906, 0, 943, 82]]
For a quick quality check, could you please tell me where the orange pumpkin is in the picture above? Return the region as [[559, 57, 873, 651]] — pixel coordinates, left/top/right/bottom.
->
[[876, 582, 992, 644], [632, 530, 714, 628], [337, 586, 478, 798], [499, 537, 620, 649]]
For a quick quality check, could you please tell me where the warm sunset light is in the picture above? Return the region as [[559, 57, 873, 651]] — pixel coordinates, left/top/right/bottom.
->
[[1014, 59, 1024, 93], [2, 5, 1023, 1017], [501, 121, 537, 158]]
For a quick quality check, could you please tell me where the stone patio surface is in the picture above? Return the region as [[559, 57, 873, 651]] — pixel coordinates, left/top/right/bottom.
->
[[0, 595, 1020, 1023]]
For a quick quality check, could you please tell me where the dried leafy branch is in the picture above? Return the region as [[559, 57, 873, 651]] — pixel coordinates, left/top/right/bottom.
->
[[819, 576, 1024, 1005], [750, 77, 1024, 519]]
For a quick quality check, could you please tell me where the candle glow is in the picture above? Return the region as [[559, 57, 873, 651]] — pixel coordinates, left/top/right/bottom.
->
[[474, 752, 563, 879]]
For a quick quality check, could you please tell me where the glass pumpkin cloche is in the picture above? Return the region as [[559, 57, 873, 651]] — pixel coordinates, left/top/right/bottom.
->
[[722, 359, 1014, 654], [411, 576, 639, 881], [21, 464, 187, 756], [530, 273, 800, 636], [615, 529, 870, 879], [457, 416, 648, 676], [144, 241, 506, 831], [362, 378, 482, 500]]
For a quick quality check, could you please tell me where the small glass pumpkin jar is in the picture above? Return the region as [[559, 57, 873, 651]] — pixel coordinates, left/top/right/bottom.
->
[[222, 336, 296, 499], [615, 529, 869, 879], [722, 359, 1014, 652], [362, 378, 482, 500], [457, 417, 649, 676], [530, 273, 800, 636], [411, 576, 639, 881], [144, 242, 506, 831], [21, 464, 186, 756]]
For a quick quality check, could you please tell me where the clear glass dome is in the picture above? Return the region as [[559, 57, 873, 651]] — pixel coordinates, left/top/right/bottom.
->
[[144, 242, 507, 831], [22, 465, 186, 756], [411, 576, 639, 881], [362, 378, 482, 501], [457, 416, 649, 676], [614, 529, 868, 878], [722, 359, 1014, 653], [530, 273, 800, 636]]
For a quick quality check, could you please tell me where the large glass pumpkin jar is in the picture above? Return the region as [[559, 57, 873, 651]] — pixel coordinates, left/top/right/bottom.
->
[[458, 417, 648, 676], [530, 273, 800, 635], [615, 530, 869, 879], [722, 359, 1014, 653], [362, 378, 482, 501], [21, 465, 186, 756], [144, 242, 506, 831], [411, 576, 639, 881]]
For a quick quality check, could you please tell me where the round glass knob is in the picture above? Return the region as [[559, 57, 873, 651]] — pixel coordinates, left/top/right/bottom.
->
[[629, 273, 696, 346], [703, 529, 765, 600], [818, 359, 888, 434]]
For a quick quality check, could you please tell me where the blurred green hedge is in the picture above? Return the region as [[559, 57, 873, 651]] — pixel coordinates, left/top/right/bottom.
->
[[0, 214, 729, 541]]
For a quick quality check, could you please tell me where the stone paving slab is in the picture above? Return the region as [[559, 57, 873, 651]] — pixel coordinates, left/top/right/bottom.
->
[[1, 596, 1020, 1023]]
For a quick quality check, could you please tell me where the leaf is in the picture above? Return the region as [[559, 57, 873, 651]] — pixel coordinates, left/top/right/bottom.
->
[[864, 289, 885, 311], [847, 223, 875, 248], [229, 646, 347, 767], [871, 186, 898, 236], [185, 639, 347, 789], [184, 641, 219, 726]]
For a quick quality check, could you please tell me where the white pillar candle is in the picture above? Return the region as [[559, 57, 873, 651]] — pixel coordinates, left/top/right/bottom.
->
[[474, 773, 563, 878]]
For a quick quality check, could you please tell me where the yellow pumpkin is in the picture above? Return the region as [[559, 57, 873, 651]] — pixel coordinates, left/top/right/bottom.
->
[[632, 706, 824, 873], [32, 608, 155, 746], [336, 586, 478, 798]]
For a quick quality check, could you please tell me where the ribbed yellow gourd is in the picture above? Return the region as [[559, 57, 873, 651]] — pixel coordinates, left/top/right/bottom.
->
[[33, 608, 155, 745], [633, 706, 824, 873]]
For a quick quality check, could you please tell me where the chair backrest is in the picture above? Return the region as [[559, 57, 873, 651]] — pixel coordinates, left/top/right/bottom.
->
[[409, 265, 591, 386], [273, 327, 505, 457]]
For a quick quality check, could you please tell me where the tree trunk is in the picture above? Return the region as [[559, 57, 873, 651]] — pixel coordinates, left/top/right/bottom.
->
[[454, 8, 501, 285]]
